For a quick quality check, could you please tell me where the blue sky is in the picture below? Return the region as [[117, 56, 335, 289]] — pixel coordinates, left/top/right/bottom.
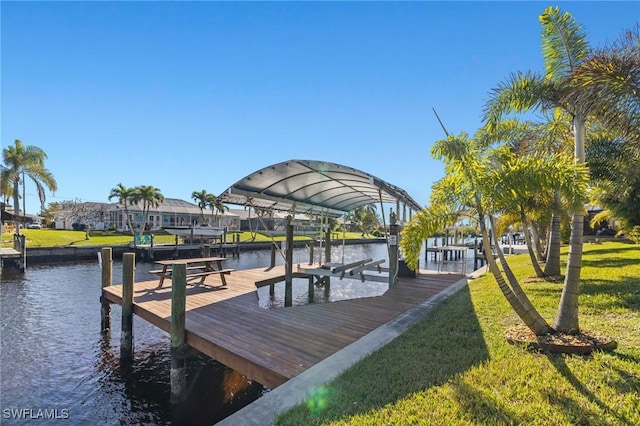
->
[[2, 1, 638, 216]]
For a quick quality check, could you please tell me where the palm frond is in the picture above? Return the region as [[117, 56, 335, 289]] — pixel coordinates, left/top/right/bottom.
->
[[400, 205, 456, 270], [569, 25, 640, 138], [483, 71, 552, 132], [539, 6, 589, 79]]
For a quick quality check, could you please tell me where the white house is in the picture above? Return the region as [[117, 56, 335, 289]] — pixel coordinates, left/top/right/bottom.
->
[[53, 198, 240, 232]]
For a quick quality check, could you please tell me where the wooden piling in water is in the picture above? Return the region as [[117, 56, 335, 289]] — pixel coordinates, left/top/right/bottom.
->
[[170, 263, 187, 404], [308, 276, 314, 303], [120, 253, 135, 362], [323, 229, 331, 292], [389, 213, 398, 287], [269, 242, 277, 297], [100, 247, 112, 332], [284, 220, 293, 307], [270, 243, 276, 268], [324, 228, 331, 264], [14, 234, 26, 272]]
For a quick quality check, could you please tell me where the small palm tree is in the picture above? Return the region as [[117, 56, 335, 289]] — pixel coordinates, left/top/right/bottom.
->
[[108, 183, 136, 235], [1, 139, 57, 232], [133, 185, 164, 237], [191, 189, 209, 223], [208, 195, 228, 227]]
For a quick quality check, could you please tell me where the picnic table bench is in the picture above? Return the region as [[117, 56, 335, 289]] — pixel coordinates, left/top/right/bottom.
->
[[150, 257, 234, 287]]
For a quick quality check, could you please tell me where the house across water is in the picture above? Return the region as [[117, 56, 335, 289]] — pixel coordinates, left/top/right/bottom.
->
[[49, 198, 311, 234]]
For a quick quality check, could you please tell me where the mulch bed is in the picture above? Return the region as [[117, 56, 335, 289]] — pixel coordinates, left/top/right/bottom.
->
[[505, 326, 618, 354]]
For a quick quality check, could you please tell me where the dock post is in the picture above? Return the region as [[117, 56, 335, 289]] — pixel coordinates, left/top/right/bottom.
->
[[324, 228, 331, 264], [19, 234, 26, 272], [149, 235, 155, 260], [120, 253, 135, 362], [324, 277, 331, 297], [389, 211, 398, 287], [323, 227, 332, 290], [270, 243, 276, 268], [284, 217, 293, 307], [308, 276, 314, 303], [308, 243, 314, 265], [203, 244, 211, 257], [170, 263, 187, 404], [13, 234, 26, 272], [473, 240, 478, 270], [100, 247, 112, 332]]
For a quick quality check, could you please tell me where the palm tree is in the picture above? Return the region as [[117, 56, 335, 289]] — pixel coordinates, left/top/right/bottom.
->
[[570, 26, 640, 144], [191, 189, 209, 223], [0, 168, 12, 204], [575, 27, 640, 231], [532, 110, 575, 277], [480, 117, 565, 271], [133, 185, 164, 237], [483, 6, 595, 334], [349, 204, 378, 236], [404, 133, 551, 335], [108, 183, 136, 235], [208, 195, 228, 227], [401, 131, 589, 337], [1, 139, 57, 232]]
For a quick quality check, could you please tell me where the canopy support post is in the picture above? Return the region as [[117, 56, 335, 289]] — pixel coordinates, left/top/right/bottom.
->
[[284, 215, 293, 307]]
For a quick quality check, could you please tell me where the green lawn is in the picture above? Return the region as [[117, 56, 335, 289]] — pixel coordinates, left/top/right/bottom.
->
[[276, 241, 640, 425], [1, 229, 373, 248]]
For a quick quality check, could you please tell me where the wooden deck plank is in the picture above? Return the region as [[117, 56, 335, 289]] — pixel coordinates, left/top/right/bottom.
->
[[103, 265, 464, 388]]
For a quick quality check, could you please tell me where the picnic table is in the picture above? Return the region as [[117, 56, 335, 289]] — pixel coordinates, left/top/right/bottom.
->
[[149, 256, 234, 287]]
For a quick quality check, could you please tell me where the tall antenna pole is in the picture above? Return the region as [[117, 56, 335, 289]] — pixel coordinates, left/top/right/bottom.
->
[[432, 107, 450, 137]]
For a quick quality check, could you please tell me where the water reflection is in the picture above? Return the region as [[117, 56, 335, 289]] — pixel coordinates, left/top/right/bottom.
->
[[257, 277, 389, 309]]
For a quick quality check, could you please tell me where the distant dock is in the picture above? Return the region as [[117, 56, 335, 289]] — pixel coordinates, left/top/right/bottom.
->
[[1, 235, 26, 273]]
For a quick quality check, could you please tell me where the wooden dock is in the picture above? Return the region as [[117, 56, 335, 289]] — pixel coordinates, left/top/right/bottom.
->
[[102, 265, 464, 389], [1, 246, 25, 273]]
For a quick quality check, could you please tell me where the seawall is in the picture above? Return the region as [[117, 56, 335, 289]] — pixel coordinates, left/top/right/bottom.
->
[[23, 238, 386, 265]]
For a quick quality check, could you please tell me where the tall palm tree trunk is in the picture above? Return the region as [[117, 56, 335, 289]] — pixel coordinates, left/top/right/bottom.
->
[[489, 216, 553, 333], [12, 180, 20, 232], [530, 221, 546, 262], [124, 206, 134, 237], [544, 205, 562, 276], [553, 115, 586, 333], [478, 199, 552, 335], [521, 215, 545, 278]]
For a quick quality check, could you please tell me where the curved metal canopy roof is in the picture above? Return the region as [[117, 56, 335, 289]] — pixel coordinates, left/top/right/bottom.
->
[[217, 159, 422, 217]]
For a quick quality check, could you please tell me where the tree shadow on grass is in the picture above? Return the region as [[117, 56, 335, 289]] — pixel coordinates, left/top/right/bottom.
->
[[547, 354, 637, 425], [524, 276, 640, 312], [580, 276, 640, 312], [276, 285, 492, 425], [583, 244, 639, 256], [447, 379, 520, 424], [581, 257, 640, 268]]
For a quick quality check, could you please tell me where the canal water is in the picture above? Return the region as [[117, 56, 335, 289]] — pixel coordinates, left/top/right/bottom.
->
[[0, 241, 474, 425]]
